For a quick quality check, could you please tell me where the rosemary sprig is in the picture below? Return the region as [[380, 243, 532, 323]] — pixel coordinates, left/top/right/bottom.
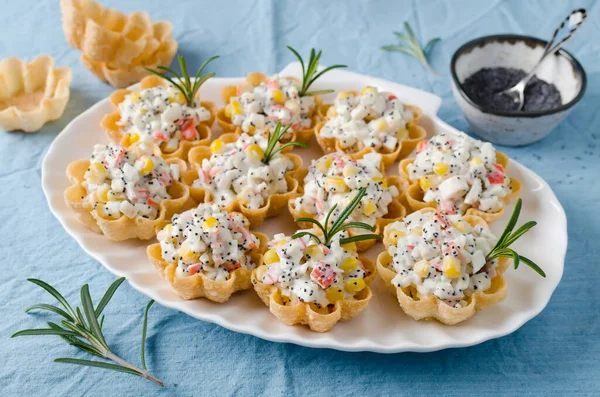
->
[[292, 187, 381, 247], [144, 54, 219, 107], [12, 278, 163, 386], [262, 122, 309, 164], [286, 46, 347, 96], [486, 199, 546, 277], [382, 22, 442, 76]]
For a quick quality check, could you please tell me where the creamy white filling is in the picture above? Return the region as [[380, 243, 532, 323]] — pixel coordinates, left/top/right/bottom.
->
[[319, 87, 414, 151], [118, 85, 211, 151], [227, 75, 315, 136], [261, 232, 368, 307], [83, 143, 178, 220], [157, 203, 259, 282], [385, 209, 498, 307], [407, 131, 512, 214], [293, 152, 398, 232], [192, 133, 293, 209]]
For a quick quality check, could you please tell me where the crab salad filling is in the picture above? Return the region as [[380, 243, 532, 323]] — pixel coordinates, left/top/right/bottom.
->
[[83, 142, 180, 220], [260, 232, 369, 308], [319, 86, 414, 152], [385, 209, 498, 308], [193, 133, 294, 209], [157, 203, 260, 281], [408, 131, 512, 214], [118, 85, 211, 152]]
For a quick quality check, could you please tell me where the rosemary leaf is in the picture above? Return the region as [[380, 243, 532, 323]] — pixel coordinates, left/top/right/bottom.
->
[[382, 22, 442, 75], [141, 300, 154, 371], [26, 303, 73, 321], [11, 328, 78, 338], [339, 234, 382, 245], [95, 277, 125, 318], [55, 358, 143, 377], [287, 46, 346, 96], [27, 279, 77, 320]]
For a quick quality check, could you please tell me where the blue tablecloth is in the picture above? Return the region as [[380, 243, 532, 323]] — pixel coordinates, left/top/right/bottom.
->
[[2, 0, 599, 395]]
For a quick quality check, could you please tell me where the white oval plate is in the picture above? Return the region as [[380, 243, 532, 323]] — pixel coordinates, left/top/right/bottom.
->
[[42, 63, 566, 353]]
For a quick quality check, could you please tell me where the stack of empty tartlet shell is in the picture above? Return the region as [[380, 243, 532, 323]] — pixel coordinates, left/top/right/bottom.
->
[[60, 0, 177, 88]]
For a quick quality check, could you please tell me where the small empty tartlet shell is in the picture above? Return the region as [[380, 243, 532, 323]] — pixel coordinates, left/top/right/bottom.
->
[[182, 133, 304, 227], [101, 75, 215, 160], [314, 100, 426, 168], [288, 175, 407, 252], [61, 0, 172, 68], [147, 230, 269, 303], [377, 210, 509, 325], [251, 257, 376, 332], [64, 152, 192, 241], [0, 56, 71, 133], [80, 22, 177, 88], [398, 151, 522, 223], [216, 72, 322, 143]]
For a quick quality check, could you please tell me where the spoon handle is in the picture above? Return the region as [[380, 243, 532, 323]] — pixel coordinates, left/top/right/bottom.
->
[[521, 9, 587, 85]]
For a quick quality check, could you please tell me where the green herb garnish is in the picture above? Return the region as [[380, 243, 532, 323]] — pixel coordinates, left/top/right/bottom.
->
[[382, 22, 441, 75], [262, 121, 309, 164], [486, 199, 546, 277], [144, 54, 219, 107], [286, 46, 347, 97], [12, 278, 163, 386], [292, 187, 381, 247]]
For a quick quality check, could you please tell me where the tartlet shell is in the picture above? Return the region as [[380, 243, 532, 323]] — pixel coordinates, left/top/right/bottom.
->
[[251, 257, 376, 332], [182, 133, 305, 228], [0, 55, 71, 133], [147, 230, 269, 303], [100, 75, 215, 160], [314, 97, 426, 167], [60, 0, 172, 68], [377, 210, 509, 325], [399, 151, 522, 223], [216, 72, 322, 144], [64, 147, 193, 241]]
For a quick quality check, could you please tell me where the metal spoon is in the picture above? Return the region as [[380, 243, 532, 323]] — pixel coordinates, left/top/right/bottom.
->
[[498, 8, 587, 110]]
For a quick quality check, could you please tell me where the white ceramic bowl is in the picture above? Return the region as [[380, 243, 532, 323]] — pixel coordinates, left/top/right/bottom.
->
[[451, 35, 586, 146]]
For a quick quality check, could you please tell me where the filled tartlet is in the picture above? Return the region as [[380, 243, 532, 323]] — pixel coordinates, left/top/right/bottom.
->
[[399, 131, 521, 222], [376, 200, 545, 324], [182, 123, 304, 227], [289, 152, 406, 251], [65, 142, 190, 241], [315, 86, 426, 167], [217, 47, 346, 143], [101, 56, 217, 160], [252, 188, 379, 332], [147, 203, 268, 302]]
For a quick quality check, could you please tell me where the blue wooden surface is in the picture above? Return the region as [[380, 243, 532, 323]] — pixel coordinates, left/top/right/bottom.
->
[[1, 1, 598, 395]]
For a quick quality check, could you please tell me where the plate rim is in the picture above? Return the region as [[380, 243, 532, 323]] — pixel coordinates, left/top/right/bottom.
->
[[41, 64, 567, 353]]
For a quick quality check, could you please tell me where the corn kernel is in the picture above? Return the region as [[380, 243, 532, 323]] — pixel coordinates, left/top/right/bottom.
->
[[230, 100, 242, 116], [210, 139, 224, 154], [107, 190, 125, 201], [96, 185, 110, 203], [341, 242, 357, 252], [316, 157, 332, 173], [140, 108, 148, 114], [304, 245, 323, 260], [419, 175, 432, 191], [374, 119, 387, 131], [443, 256, 461, 278], [128, 133, 140, 146], [344, 278, 366, 293], [271, 89, 285, 104], [140, 157, 154, 175], [396, 128, 409, 140], [452, 221, 466, 233], [413, 260, 430, 278], [343, 164, 358, 178], [90, 162, 108, 176], [340, 257, 360, 273], [202, 216, 219, 230], [325, 177, 347, 192], [360, 86, 377, 96], [471, 157, 482, 166], [96, 206, 119, 220], [263, 248, 280, 265], [410, 227, 423, 236], [130, 91, 141, 104], [180, 242, 199, 264], [386, 230, 404, 245], [371, 176, 388, 189], [246, 144, 264, 160], [338, 91, 353, 99], [275, 239, 288, 247], [433, 162, 449, 176], [362, 198, 377, 216], [325, 287, 344, 303]]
